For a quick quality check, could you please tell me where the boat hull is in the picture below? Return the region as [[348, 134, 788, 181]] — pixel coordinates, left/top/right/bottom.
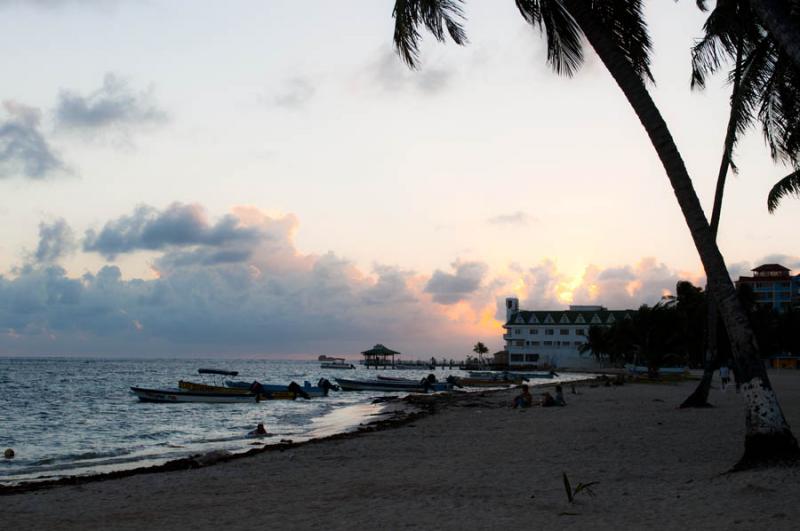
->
[[320, 362, 355, 369], [224, 380, 328, 398], [130, 387, 258, 403]]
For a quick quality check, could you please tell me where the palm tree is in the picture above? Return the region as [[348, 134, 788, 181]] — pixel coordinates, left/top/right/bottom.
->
[[578, 325, 611, 364], [390, 0, 798, 467], [747, 0, 800, 69], [681, 0, 754, 408], [472, 341, 489, 364], [768, 170, 800, 211]]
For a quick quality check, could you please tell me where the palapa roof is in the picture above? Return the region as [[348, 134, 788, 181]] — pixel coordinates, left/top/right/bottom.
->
[[361, 344, 400, 356], [752, 264, 790, 272]]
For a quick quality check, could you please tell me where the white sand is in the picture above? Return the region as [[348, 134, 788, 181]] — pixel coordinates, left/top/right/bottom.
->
[[3, 370, 800, 530]]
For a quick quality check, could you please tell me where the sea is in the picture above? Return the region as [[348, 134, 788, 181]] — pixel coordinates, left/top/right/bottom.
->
[[0, 358, 591, 485]]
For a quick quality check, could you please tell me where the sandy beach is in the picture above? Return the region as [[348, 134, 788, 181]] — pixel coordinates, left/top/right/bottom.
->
[[3, 371, 800, 530]]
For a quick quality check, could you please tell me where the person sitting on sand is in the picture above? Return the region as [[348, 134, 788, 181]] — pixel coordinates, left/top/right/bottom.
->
[[554, 385, 566, 406], [248, 423, 268, 437], [541, 392, 556, 407], [512, 384, 533, 408]]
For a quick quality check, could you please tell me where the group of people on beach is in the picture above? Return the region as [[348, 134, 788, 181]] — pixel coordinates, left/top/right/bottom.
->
[[512, 384, 566, 409]]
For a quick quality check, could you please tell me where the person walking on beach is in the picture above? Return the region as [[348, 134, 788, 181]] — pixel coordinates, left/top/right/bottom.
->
[[719, 365, 730, 392]]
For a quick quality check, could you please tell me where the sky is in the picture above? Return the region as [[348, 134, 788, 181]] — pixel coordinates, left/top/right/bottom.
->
[[0, 0, 798, 358]]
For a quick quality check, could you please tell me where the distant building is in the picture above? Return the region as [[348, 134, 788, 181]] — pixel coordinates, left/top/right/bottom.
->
[[502, 297, 636, 369], [734, 264, 800, 312]]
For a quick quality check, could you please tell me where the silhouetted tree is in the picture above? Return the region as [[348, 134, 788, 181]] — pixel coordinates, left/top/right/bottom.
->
[[472, 342, 489, 363], [390, 0, 798, 467]]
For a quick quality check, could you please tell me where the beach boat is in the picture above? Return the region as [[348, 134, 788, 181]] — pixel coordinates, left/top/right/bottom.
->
[[130, 386, 258, 403], [224, 379, 335, 398], [177, 380, 306, 400], [335, 377, 451, 393], [376, 375, 418, 382]]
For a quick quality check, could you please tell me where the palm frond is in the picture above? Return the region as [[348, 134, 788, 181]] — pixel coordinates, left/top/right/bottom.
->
[[516, 0, 584, 76], [392, 0, 468, 69], [690, 0, 757, 90], [767, 169, 800, 212], [591, 0, 654, 83]]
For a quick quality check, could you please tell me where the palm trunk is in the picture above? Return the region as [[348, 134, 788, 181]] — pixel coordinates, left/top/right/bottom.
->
[[681, 37, 745, 409], [748, 0, 800, 70], [565, 0, 798, 467]]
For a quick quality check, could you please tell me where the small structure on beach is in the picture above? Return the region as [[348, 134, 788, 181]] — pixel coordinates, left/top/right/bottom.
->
[[361, 344, 400, 369]]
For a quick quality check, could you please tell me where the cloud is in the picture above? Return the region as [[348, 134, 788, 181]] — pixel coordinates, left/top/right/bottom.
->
[[758, 254, 800, 271], [425, 260, 488, 304], [55, 73, 167, 138], [503, 258, 702, 317], [487, 211, 532, 227], [273, 77, 315, 109], [34, 219, 76, 264], [83, 203, 262, 260], [1, 208, 488, 357], [0, 101, 68, 179], [372, 48, 454, 95], [0, 0, 111, 7]]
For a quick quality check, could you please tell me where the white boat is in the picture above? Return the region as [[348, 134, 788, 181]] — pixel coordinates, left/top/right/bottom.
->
[[319, 357, 355, 369], [130, 386, 258, 403]]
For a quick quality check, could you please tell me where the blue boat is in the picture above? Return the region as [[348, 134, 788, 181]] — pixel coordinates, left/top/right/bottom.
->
[[225, 379, 336, 398]]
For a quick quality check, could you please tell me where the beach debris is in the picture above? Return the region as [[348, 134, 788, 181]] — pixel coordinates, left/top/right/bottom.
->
[[190, 449, 231, 467], [4, 448, 14, 459], [562, 472, 598, 503]]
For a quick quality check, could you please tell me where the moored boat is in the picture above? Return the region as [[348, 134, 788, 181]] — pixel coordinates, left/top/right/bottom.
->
[[130, 386, 258, 403], [319, 355, 355, 369], [177, 380, 303, 400], [225, 379, 336, 398]]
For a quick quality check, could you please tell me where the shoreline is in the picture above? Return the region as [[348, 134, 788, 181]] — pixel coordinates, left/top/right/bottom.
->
[[5, 373, 798, 529], [0, 396, 428, 496], [1, 375, 596, 493]]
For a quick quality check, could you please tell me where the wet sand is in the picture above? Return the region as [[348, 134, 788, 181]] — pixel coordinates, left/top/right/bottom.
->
[[3, 370, 800, 530]]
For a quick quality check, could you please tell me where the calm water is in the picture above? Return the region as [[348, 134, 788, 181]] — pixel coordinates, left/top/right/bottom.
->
[[0, 358, 590, 485]]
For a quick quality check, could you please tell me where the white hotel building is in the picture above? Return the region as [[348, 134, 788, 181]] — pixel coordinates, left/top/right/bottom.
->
[[502, 297, 636, 369]]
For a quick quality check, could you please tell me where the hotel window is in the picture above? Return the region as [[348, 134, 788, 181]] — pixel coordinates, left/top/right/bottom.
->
[[545, 329, 554, 335], [525, 354, 540, 362], [531, 341, 540, 346], [576, 328, 585, 336], [574, 341, 584, 346], [544, 341, 553, 346], [530, 329, 538, 335], [515, 328, 521, 335], [514, 340, 524, 347], [560, 329, 569, 335], [511, 354, 524, 362]]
